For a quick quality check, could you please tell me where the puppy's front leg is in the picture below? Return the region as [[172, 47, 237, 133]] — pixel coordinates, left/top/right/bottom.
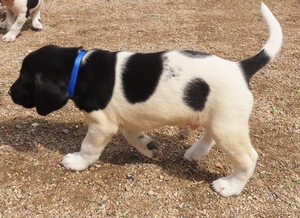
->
[[2, 13, 27, 42], [30, 6, 43, 29], [123, 130, 163, 160], [62, 112, 118, 171]]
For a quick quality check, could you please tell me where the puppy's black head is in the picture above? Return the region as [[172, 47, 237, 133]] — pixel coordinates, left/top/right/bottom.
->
[[9, 45, 81, 116], [9, 67, 35, 109]]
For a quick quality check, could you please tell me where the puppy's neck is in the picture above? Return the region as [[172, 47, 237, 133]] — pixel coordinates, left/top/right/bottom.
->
[[68, 49, 87, 98]]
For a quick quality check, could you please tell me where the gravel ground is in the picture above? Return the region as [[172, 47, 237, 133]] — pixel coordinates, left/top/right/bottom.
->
[[0, 0, 299, 217]]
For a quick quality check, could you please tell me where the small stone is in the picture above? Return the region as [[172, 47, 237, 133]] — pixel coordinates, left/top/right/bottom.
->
[[16, 192, 23, 199], [62, 129, 69, 134], [164, 176, 171, 181], [15, 125, 21, 129], [294, 195, 300, 204], [126, 175, 134, 181], [148, 190, 155, 196], [125, 186, 131, 192], [31, 123, 39, 127], [215, 162, 223, 169]]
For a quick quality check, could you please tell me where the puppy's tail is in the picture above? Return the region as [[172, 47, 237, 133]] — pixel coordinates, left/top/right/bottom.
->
[[239, 3, 283, 83]]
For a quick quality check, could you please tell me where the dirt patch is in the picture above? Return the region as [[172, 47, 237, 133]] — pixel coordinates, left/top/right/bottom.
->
[[0, 0, 299, 217]]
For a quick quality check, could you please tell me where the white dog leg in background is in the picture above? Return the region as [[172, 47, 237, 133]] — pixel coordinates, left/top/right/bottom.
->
[[2, 13, 27, 42], [0, 8, 14, 30], [30, 5, 43, 29], [184, 130, 215, 161], [123, 130, 163, 160], [0, 19, 7, 29], [61, 112, 118, 171]]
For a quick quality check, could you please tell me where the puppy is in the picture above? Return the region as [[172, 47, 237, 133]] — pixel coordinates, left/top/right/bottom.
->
[[1, 0, 43, 42], [9, 3, 282, 197]]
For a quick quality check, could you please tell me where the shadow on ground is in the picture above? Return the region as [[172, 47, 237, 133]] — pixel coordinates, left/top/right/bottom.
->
[[0, 116, 221, 185]]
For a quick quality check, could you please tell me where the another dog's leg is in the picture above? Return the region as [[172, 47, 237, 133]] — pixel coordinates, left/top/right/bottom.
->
[[30, 6, 43, 29], [2, 13, 26, 42], [184, 130, 215, 161], [0, 19, 7, 29], [123, 130, 163, 160], [211, 126, 258, 197], [0, 8, 14, 30], [61, 113, 118, 171]]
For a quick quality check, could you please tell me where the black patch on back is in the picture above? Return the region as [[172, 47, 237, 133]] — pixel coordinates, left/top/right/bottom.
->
[[240, 49, 270, 84], [26, 0, 39, 18], [73, 50, 117, 112], [183, 78, 210, 111], [122, 52, 164, 104], [180, 50, 211, 58]]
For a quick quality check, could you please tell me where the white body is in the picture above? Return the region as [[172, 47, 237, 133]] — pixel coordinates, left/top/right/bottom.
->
[[60, 3, 283, 197]]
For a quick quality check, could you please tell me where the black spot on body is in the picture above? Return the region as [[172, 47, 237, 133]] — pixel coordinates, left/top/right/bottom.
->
[[240, 49, 270, 85], [122, 52, 164, 104], [162, 55, 181, 81], [26, 0, 39, 18], [183, 78, 210, 111], [180, 50, 211, 58], [164, 67, 179, 80]]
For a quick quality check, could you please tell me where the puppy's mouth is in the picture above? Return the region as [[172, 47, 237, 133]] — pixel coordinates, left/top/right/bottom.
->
[[12, 97, 35, 108], [8, 88, 35, 108]]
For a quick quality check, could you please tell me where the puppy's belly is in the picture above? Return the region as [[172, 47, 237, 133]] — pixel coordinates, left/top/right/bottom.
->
[[118, 113, 202, 131]]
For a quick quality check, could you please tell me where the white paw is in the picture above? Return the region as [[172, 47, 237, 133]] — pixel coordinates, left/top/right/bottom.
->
[[61, 152, 90, 171], [184, 146, 206, 162], [212, 176, 245, 197], [2, 34, 16, 42], [32, 21, 43, 29], [2, 32, 16, 42]]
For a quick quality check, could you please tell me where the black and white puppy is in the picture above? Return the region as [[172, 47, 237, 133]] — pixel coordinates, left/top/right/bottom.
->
[[1, 0, 43, 42], [9, 3, 282, 197]]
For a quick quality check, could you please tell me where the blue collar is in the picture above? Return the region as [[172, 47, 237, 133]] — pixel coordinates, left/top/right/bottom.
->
[[68, 50, 87, 97]]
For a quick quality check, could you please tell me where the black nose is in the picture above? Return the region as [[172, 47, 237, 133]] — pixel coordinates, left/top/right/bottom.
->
[[8, 88, 11, 96]]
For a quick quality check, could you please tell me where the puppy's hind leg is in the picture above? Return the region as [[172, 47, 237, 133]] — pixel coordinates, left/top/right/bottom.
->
[[184, 130, 215, 162], [211, 123, 258, 197], [62, 112, 118, 171], [123, 130, 163, 160]]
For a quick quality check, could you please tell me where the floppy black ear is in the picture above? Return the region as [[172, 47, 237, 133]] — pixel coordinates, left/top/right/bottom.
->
[[35, 73, 69, 116]]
